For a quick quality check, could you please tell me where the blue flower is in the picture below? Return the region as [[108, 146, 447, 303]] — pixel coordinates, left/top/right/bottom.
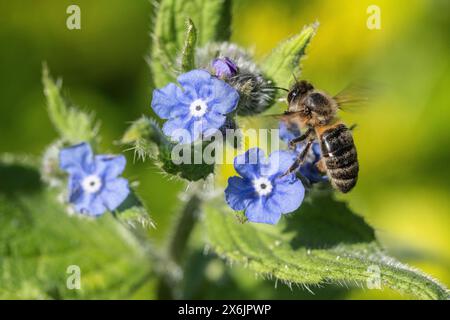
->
[[212, 57, 238, 78], [279, 121, 328, 183], [225, 148, 305, 225], [59, 142, 130, 216], [151, 69, 239, 144]]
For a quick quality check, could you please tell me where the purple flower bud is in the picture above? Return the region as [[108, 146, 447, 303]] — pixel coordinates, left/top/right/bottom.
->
[[212, 57, 238, 78]]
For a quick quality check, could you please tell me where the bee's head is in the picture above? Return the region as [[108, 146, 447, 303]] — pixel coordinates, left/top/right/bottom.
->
[[287, 80, 314, 105], [287, 81, 337, 126]]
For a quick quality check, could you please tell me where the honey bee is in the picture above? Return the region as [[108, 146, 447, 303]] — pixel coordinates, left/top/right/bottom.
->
[[279, 80, 360, 193]]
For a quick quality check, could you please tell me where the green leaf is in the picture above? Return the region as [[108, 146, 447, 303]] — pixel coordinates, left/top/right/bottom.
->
[[122, 116, 214, 181], [42, 65, 99, 145], [203, 191, 449, 300], [0, 154, 42, 195], [121, 116, 167, 161], [115, 192, 155, 231], [181, 19, 198, 72], [261, 23, 317, 89], [0, 160, 155, 299], [150, 0, 232, 87], [157, 140, 215, 181]]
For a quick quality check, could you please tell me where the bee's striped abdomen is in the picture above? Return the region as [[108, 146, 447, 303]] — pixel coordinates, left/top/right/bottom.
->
[[320, 124, 358, 193]]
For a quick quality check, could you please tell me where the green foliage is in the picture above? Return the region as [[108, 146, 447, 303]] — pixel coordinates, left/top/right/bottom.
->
[[121, 116, 168, 161], [1, 0, 447, 301], [204, 191, 449, 300], [122, 117, 214, 181], [0, 154, 42, 195], [157, 142, 215, 181], [150, 0, 232, 87], [42, 65, 99, 145], [0, 161, 155, 299], [181, 19, 198, 72], [115, 192, 155, 232], [261, 23, 317, 89], [1, 66, 157, 298]]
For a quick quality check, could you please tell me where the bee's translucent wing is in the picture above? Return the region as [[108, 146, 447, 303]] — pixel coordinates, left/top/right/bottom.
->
[[334, 82, 376, 112], [259, 112, 306, 131], [260, 111, 303, 121]]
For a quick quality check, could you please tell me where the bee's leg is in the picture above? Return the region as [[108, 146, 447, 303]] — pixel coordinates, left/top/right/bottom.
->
[[316, 158, 327, 173], [288, 128, 313, 149], [349, 123, 357, 131], [288, 134, 308, 150], [283, 138, 314, 176]]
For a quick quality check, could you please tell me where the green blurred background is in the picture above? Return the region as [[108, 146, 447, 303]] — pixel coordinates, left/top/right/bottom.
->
[[0, 0, 449, 299]]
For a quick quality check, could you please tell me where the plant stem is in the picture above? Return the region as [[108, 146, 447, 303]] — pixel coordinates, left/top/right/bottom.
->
[[168, 195, 201, 264], [157, 194, 201, 299]]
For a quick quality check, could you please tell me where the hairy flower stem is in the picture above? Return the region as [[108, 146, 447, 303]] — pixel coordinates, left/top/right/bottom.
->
[[157, 194, 201, 299], [168, 195, 201, 263]]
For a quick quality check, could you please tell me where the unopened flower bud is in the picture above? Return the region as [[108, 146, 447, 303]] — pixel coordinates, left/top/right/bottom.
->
[[212, 57, 238, 78]]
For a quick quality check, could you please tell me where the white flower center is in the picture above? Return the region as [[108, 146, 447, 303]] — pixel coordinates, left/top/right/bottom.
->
[[189, 99, 208, 117], [81, 175, 102, 193], [253, 177, 273, 197]]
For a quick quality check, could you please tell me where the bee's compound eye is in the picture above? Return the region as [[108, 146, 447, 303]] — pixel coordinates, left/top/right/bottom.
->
[[287, 90, 297, 103]]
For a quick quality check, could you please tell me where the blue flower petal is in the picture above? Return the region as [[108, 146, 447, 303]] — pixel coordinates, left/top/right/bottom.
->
[[204, 111, 226, 130], [151, 83, 184, 119], [162, 116, 192, 143], [278, 120, 328, 183], [234, 148, 266, 179], [177, 70, 210, 103], [198, 84, 214, 101], [59, 142, 94, 174], [268, 178, 304, 214], [177, 69, 212, 93], [73, 192, 106, 216], [187, 119, 206, 143], [100, 177, 130, 211], [85, 195, 108, 216], [279, 121, 301, 145], [152, 69, 239, 144], [68, 174, 84, 203], [299, 163, 327, 183], [225, 176, 254, 211], [225, 147, 306, 225], [311, 143, 321, 157], [245, 198, 282, 225], [165, 117, 206, 144], [209, 77, 239, 114], [261, 150, 296, 177], [60, 142, 130, 216], [94, 155, 126, 180]]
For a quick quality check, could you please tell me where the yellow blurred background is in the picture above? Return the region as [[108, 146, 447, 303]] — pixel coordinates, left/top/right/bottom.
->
[[0, 0, 448, 299]]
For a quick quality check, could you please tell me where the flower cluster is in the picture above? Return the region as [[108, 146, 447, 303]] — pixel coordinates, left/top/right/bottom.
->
[[279, 121, 328, 184], [196, 42, 277, 116], [225, 148, 304, 225], [151, 69, 239, 144], [146, 43, 316, 225], [59, 142, 130, 216]]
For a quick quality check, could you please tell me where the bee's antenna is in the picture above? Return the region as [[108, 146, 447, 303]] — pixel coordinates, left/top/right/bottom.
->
[[292, 72, 299, 83], [264, 86, 289, 92]]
